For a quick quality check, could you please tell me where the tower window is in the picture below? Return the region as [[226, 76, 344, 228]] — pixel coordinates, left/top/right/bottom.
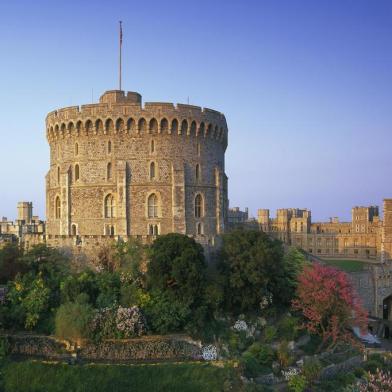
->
[[57, 166, 60, 184], [149, 224, 159, 236], [195, 194, 203, 218], [108, 140, 112, 154], [55, 196, 61, 219], [104, 194, 115, 218], [75, 143, 79, 156], [148, 193, 158, 218], [197, 222, 203, 235], [196, 164, 200, 181], [197, 143, 201, 156], [71, 224, 77, 236], [107, 162, 112, 180], [150, 161, 156, 180], [151, 139, 155, 153], [75, 164, 80, 181]]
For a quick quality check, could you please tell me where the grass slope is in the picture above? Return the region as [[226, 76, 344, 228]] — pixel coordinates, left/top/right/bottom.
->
[[322, 259, 366, 272], [3, 360, 238, 392]]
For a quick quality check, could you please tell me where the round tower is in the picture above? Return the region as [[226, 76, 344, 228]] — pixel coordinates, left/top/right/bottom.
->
[[45, 90, 228, 243]]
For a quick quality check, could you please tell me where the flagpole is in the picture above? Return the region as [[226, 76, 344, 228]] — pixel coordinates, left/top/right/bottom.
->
[[119, 21, 122, 91]]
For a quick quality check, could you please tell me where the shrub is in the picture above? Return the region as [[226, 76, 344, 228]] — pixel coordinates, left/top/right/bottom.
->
[[241, 351, 262, 378], [263, 326, 277, 343], [288, 374, 307, 392], [277, 315, 299, 341], [302, 358, 322, 385], [246, 342, 275, 367], [359, 368, 392, 391], [55, 301, 94, 344], [276, 341, 292, 368]]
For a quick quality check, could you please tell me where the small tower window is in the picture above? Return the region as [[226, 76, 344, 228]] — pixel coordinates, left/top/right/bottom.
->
[[196, 164, 200, 182], [108, 140, 112, 154], [151, 139, 155, 153], [55, 196, 61, 219], [57, 166, 60, 184], [75, 164, 80, 181], [150, 161, 156, 180], [195, 194, 203, 218], [71, 224, 77, 236], [75, 143, 79, 156], [107, 162, 112, 180], [148, 193, 158, 218], [197, 143, 201, 156], [104, 194, 115, 218]]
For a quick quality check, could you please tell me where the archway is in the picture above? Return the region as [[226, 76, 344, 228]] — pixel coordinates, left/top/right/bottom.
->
[[382, 294, 392, 321]]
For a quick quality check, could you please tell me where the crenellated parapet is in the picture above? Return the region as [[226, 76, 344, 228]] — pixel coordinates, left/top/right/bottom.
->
[[46, 90, 228, 149]]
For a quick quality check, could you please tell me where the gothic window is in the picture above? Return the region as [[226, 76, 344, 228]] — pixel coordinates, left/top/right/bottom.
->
[[55, 196, 61, 219], [138, 118, 146, 132], [104, 194, 115, 218], [110, 225, 115, 236], [160, 118, 168, 132], [75, 164, 80, 181], [194, 194, 203, 218], [107, 162, 112, 180], [149, 118, 158, 133], [195, 164, 200, 182], [148, 193, 158, 218], [171, 119, 178, 133], [149, 224, 159, 235], [150, 161, 156, 180]]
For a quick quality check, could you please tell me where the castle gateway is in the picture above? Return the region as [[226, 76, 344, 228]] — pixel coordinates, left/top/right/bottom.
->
[[45, 90, 228, 246]]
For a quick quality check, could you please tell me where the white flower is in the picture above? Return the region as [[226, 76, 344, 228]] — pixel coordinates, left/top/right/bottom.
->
[[202, 345, 217, 361], [233, 320, 248, 331], [281, 367, 301, 381]]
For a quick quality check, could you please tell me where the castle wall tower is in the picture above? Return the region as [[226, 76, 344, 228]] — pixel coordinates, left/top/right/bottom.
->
[[17, 202, 33, 224], [382, 199, 392, 263], [45, 90, 228, 243]]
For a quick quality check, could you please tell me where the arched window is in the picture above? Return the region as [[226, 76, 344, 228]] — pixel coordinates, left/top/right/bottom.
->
[[197, 222, 203, 235], [171, 119, 178, 133], [71, 224, 77, 236], [138, 118, 146, 132], [108, 140, 112, 154], [75, 143, 79, 156], [149, 118, 158, 133], [153, 225, 159, 235], [148, 193, 158, 218], [55, 196, 61, 219], [104, 194, 115, 218], [195, 164, 200, 181], [57, 166, 60, 184], [149, 224, 159, 236], [110, 226, 115, 236], [151, 139, 155, 153], [107, 162, 112, 180], [75, 164, 80, 181], [195, 194, 203, 218], [150, 161, 156, 180], [160, 118, 168, 132]]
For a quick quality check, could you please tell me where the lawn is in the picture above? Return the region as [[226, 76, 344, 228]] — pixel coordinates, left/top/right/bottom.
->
[[2, 360, 239, 392], [322, 259, 367, 272]]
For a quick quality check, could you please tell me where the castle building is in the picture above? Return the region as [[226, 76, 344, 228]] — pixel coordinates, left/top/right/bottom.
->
[[45, 90, 228, 247], [258, 205, 384, 260], [0, 202, 45, 248]]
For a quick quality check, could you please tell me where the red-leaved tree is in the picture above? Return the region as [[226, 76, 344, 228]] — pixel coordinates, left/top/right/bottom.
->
[[292, 263, 368, 351]]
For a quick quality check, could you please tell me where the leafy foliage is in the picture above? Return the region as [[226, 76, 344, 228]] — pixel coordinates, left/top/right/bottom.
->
[[292, 263, 368, 351]]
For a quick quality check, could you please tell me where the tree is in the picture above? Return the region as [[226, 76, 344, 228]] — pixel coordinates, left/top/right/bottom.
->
[[146, 234, 206, 304], [217, 229, 287, 313], [0, 243, 26, 283], [292, 263, 368, 351], [55, 301, 94, 344]]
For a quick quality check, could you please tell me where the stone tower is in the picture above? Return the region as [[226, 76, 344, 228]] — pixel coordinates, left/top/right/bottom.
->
[[17, 202, 32, 224], [45, 90, 228, 244]]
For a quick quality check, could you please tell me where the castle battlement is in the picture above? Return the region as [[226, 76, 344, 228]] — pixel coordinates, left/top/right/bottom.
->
[[46, 91, 227, 147]]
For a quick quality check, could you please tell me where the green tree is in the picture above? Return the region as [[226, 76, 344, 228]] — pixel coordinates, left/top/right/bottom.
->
[[0, 243, 26, 283], [217, 229, 286, 313], [55, 301, 94, 344], [146, 234, 206, 304]]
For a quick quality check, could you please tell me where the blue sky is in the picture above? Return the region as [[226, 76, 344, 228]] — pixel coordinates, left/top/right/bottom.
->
[[0, 0, 391, 221]]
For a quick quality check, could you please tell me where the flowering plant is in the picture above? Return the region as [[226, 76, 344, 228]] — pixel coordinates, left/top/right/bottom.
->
[[202, 345, 217, 361]]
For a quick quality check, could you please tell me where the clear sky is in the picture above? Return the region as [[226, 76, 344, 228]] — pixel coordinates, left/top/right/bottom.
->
[[0, 0, 391, 221]]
